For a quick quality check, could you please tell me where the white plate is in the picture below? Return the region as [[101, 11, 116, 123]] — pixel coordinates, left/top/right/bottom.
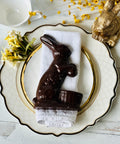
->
[[0, 24, 118, 136]]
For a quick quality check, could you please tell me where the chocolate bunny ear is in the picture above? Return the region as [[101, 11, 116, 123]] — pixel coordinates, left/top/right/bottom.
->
[[112, 2, 120, 15], [104, 0, 115, 11], [40, 34, 58, 50]]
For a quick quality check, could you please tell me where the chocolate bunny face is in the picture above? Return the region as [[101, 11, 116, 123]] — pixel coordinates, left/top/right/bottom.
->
[[92, 0, 120, 47], [40, 34, 71, 58]]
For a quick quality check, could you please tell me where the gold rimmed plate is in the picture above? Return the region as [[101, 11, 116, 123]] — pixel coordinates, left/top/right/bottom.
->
[[20, 44, 96, 115], [0, 24, 118, 136]]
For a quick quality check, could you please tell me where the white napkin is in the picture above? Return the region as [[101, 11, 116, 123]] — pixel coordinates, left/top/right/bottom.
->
[[36, 30, 81, 127], [36, 109, 78, 128]]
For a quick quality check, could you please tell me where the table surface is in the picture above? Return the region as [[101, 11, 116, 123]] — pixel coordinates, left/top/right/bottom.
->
[[0, 0, 120, 144]]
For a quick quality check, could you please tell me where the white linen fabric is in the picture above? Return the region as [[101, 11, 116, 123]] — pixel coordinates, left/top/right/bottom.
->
[[36, 109, 78, 128]]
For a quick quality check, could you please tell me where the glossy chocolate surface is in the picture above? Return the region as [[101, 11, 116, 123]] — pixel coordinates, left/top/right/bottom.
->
[[33, 34, 82, 110]]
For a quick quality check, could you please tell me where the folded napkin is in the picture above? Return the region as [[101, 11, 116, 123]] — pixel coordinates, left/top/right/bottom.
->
[[36, 30, 81, 127], [36, 109, 78, 127]]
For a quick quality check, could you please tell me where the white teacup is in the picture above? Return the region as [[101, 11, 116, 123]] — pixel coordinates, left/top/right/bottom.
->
[[0, 0, 41, 27]]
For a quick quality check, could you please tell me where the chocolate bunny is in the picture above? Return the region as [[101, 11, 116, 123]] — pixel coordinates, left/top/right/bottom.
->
[[33, 34, 82, 110], [92, 0, 120, 47]]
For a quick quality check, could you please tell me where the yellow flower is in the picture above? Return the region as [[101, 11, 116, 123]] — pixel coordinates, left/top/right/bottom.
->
[[74, 18, 80, 23], [5, 35, 10, 40], [81, 14, 86, 18], [81, 14, 86, 21], [29, 11, 36, 17], [2, 30, 36, 66], [81, 14, 90, 20], [77, 7, 81, 11], [86, 14, 90, 19], [78, 0, 82, 5], [71, 0, 76, 5], [57, 11, 61, 14], [91, 6, 95, 11], [1, 51, 7, 60], [43, 15, 47, 19], [98, 5, 104, 10], [72, 1, 76, 5], [73, 14, 76, 19], [5, 49, 11, 55], [99, 10, 102, 14], [28, 19, 31, 25], [92, 0, 99, 4], [68, 5, 71, 8], [83, 4, 87, 7], [88, 2, 91, 6], [95, 17, 98, 20], [68, 10, 71, 15], [62, 20, 66, 24]]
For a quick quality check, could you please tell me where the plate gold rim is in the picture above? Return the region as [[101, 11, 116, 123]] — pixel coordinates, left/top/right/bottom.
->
[[20, 44, 96, 114]]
